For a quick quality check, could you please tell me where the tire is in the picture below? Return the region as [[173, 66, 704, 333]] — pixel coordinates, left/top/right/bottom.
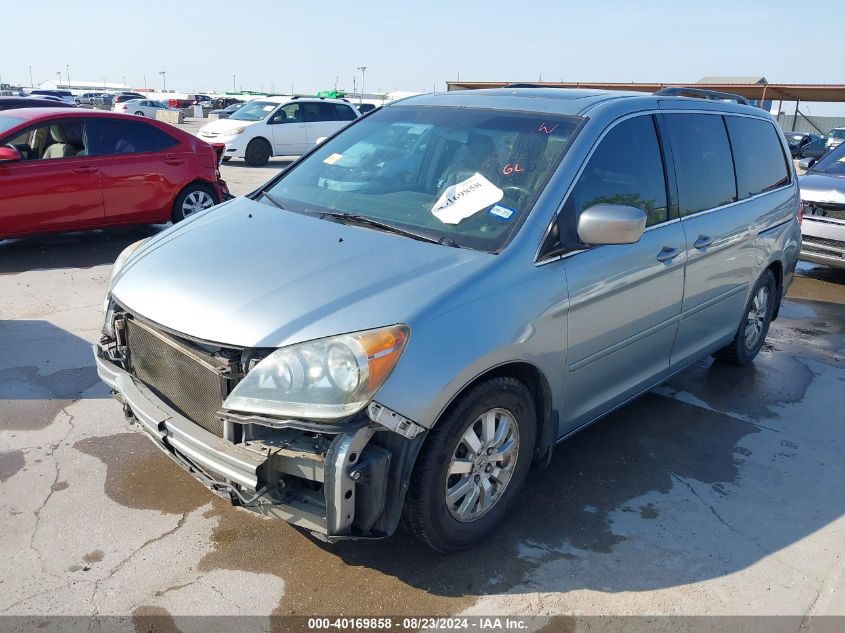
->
[[134, 111, 144, 117], [404, 377, 536, 552], [221, 156, 231, 163], [714, 269, 776, 366], [244, 138, 271, 167], [172, 183, 218, 223]]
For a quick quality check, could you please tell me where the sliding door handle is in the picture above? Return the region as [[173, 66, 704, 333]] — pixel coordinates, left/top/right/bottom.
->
[[694, 234, 714, 249]]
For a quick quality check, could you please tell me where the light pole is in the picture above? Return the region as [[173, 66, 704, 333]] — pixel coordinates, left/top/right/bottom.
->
[[28, 66, 33, 89], [55, 71, 61, 87], [159, 71, 166, 92], [232, 75, 236, 92], [122, 75, 126, 88], [66, 64, 71, 90], [357, 66, 367, 105]]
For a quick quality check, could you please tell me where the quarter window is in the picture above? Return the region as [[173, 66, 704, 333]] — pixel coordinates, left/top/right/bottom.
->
[[562, 115, 669, 234], [664, 113, 736, 215], [86, 118, 178, 155], [725, 116, 790, 198]]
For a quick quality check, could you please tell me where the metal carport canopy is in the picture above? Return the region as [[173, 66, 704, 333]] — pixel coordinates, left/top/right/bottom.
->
[[445, 81, 845, 103]]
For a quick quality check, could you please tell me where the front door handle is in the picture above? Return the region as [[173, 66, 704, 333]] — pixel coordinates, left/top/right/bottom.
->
[[164, 158, 185, 166], [694, 234, 714, 249], [656, 246, 680, 262], [72, 166, 98, 174]]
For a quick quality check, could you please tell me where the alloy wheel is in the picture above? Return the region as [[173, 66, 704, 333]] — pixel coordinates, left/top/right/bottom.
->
[[444, 407, 520, 522], [181, 190, 215, 218], [744, 286, 769, 349]]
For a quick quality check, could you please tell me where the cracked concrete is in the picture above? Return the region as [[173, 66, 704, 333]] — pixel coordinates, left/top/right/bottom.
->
[[1, 163, 844, 623]]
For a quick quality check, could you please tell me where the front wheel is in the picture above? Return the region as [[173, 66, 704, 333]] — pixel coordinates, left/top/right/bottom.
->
[[134, 111, 144, 116], [244, 138, 271, 167], [172, 183, 218, 223], [404, 377, 536, 552], [715, 269, 776, 366]]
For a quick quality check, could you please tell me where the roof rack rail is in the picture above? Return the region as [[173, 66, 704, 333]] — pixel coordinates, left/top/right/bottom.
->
[[654, 86, 750, 106], [503, 83, 550, 89]]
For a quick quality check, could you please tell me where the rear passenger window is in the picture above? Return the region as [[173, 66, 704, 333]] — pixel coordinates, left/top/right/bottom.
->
[[563, 115, 668, 230], [87, 119, 178, 155], [725, 117, 790, 198], [333, 104, 358, 121], [664, 114, 736, 215]]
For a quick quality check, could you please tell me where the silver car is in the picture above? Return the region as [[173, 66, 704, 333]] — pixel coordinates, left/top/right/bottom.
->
[[799, 142, 845, 268], [95, 89, 801, 551]]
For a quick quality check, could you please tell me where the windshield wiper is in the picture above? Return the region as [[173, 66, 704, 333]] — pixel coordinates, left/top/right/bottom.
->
[[319, 211, 451, 246], [256, 190, 287, 210]]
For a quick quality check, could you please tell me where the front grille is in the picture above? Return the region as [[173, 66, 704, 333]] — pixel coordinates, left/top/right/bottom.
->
[[126, 318, 231, 437], [804, 202, 845, 222]]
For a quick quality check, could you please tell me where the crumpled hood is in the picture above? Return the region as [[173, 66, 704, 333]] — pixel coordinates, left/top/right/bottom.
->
[[799, 173, 845, 204], [112, 198, 490, 348]]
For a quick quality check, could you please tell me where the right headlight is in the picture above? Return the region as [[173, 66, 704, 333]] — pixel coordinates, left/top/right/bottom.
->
[[223, 325, 410, 421]]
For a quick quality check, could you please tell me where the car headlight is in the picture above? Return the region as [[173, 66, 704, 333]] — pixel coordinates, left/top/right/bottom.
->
[[102, 239, 147, 336], [229, 126, 247, 135], [223, 325, 410, 420]]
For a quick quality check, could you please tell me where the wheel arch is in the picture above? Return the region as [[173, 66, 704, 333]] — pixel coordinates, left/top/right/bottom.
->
[[430, 361, 557, 468], [171, 179, 220, 221], [765, 259, 784, 321]]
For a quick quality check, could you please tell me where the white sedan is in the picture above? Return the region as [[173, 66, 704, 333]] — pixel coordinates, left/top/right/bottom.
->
[[115, 99, 176, 117]]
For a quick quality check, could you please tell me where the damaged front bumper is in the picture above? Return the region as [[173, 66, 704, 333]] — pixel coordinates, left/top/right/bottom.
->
[[94, 343, 423, 541]]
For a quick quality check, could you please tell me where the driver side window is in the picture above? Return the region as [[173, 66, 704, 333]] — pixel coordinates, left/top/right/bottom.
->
[[6, 121, 88, 160], [564, 115, 668, 232], [275, 103, 302, 124]]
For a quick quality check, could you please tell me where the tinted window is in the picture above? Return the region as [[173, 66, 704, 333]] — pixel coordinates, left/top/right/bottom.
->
[[725, 117, 789, 198], [301, 102, 328, 122], [87, 118, 178, 155], [334, 104, 358, 121], [562, 115, 668, 231], [665, 113, 736, 215]]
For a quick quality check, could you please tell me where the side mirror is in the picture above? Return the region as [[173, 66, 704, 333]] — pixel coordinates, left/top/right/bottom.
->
[[315, 136, 327, 145], [576, 203, 647, 246], [272, 115, 286, 124], [0, 146, 22, 163], [798, 157, 816, 171]]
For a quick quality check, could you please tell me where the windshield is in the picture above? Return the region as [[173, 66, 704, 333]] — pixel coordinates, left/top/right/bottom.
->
[[230, 100, 278, 122], [263, 105, 582, 252], [829, 129, 845, 140], [785, 134, 805, 146], [809, 141, 845, 175], [0, 114, 24, 137]]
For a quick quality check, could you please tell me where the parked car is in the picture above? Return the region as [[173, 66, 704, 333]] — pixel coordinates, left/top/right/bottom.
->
[[783, 131, 823, 158], [797, 137, 830, 161], [122, 99, 178, 118], [95, 88, 800, 551], [209, 102, 245, 121], [197, 96, 360, 166], [112, 94, 147, 111], [826, 127, 845, 150], [76, 92, 104, 105], [29, 89, 75, 104], [0, 96, 75, 111], [798, 142, 845, 268], [210, 97, 244, 110], [0, 108, 230, 239]]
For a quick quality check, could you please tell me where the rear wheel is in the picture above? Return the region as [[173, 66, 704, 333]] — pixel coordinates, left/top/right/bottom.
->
[[134, 111, 144, 116], [404, 377, 536, 552], [172, 183, 218, 223], [221, 156, 231, 163], [715, 269, 776, 366], [244, 138, 271, 167]]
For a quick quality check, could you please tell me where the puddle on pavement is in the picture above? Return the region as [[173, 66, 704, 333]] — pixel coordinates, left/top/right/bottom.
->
[[0, 449, 25, 482], [83, 549, 104, 563], [0, 365, 100, 431], [74, 433, 206, 515], [132, 605, 180, 633]]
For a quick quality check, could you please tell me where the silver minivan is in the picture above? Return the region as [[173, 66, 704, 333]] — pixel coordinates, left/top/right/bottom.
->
[[95, 88, 801, 551]]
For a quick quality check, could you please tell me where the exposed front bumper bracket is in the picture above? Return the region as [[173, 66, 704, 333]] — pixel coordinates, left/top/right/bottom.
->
[[367, 402, 424, 439]]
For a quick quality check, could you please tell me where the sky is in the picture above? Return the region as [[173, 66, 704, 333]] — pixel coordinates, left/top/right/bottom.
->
[[3, 0, 845, 114]]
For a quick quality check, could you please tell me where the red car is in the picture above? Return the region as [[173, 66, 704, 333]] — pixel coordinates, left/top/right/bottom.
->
[[0, 108, 230, 239]]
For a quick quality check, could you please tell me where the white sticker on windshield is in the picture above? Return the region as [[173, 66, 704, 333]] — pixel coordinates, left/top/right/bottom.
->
[[262, 105, 275, 111], [431, 172, 504, 225], [323, 153, 343, 165]]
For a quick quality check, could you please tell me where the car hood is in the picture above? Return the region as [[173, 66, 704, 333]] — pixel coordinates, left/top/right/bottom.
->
[[112, 197, 491, 349], [200, 117, 259, 134], [799, 173, 845, 204]]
